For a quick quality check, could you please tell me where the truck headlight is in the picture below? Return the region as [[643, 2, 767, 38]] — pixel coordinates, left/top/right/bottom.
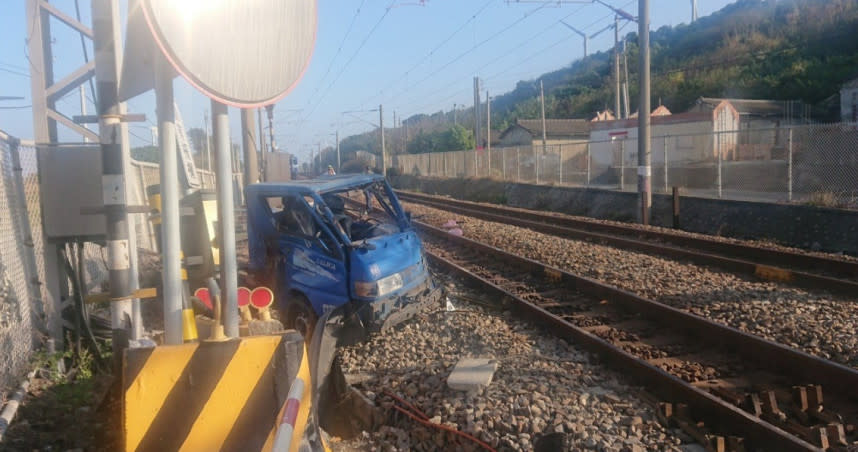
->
[[355, 272, 404, 298]]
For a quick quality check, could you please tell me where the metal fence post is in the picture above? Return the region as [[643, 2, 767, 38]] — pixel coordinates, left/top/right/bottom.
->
[[535, 146, 540, 184], [716, 132, 722, 198], [620, 140, 625, 191], [501, 148, 506, 180], [586, 142, 591, 186], [788, 127, 793, 202], [663, 135, 669, 193]]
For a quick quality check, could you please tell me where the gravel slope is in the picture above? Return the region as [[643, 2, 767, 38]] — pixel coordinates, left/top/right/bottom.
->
[[405, 202, 858, 368], [333, 275, 686, 452]]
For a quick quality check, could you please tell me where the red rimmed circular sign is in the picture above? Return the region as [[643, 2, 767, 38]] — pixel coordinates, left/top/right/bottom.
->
[[250, 286, 274, 309], [193, 287, 212, 310], [237, 286, 252, 308], [141, 0, 317, 107]]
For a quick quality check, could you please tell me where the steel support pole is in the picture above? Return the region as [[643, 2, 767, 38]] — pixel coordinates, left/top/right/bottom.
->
[[638, 0, 651, 224], [664, 136, 669, 193], [379, 105, 386, 176], [212, 100, 239, 338], [787, 128, 793, 202], [242, 109, 258, 186], [154, 58, 182, 345], [716, 132, 722, 198], [93, 0, 132, 348], [586, 142, 591, 186], [487, 91, 491, 177], [620, 140, 625, 190]]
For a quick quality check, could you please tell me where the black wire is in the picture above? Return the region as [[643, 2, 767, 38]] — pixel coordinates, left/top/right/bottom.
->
[[61, 245, 105, 368]]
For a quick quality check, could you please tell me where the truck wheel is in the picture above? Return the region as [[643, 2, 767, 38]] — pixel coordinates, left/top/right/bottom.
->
[[285, 295, 318, 340]]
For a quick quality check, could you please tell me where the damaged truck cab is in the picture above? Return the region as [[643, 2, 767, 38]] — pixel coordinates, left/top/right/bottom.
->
[[246, 174, 441, 337]]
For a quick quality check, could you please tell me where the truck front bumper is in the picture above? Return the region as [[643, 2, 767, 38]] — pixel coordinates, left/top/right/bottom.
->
[[358, 278, 444, 332]]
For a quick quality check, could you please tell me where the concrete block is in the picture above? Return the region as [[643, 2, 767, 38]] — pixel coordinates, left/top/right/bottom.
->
[[447, 358, 498, 391]]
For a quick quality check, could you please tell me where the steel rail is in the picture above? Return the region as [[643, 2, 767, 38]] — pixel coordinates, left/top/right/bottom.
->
[[398, 191, 858, 297], [415, 220, 858, 451]]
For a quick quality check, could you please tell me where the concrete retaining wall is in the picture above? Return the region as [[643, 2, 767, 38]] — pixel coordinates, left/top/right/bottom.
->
[[391, 175, 858, 255]]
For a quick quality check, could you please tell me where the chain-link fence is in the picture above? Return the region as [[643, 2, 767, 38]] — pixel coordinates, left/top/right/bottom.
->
[[393, 122, 858, 208], [0, 134, 46, 398]]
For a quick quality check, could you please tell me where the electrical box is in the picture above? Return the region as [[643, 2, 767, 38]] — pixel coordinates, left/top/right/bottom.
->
[[37, 145, 106, 239]]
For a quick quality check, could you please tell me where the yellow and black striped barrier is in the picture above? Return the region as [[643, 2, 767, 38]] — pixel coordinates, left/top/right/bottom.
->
[[123, 332, 312, 452]]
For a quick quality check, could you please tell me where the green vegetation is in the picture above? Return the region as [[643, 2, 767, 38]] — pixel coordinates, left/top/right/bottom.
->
[[407, 125, 475, 154]]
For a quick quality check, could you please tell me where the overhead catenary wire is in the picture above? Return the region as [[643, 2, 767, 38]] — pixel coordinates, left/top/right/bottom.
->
[[302, 2, 395, 122], [394, 1, 630, 119], [300, 0, 368, 107], [355, 0, 496, 108]]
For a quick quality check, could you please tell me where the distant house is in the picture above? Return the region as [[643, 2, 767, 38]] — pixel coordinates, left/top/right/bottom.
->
[[841, 78, 858, 122], [498, 118, 590, 148], [591, 109, 616, 122], [690, 97, 805, 152], [589, 101, 740, 167]]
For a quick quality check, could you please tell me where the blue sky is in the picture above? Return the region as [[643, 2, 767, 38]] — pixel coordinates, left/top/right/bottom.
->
[[0, 0, 736, 164]]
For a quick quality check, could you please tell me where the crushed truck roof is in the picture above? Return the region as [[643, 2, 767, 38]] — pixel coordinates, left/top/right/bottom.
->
[[245, 173, 384, 196]]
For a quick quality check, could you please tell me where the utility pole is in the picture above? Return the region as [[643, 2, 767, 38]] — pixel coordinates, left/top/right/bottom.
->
[[336, 130, 340, 171], [92, 0, 134, 349], [317, 142, 321, 174], [241, 109, 258, 185], [486, 91, 491, 173], [622, 39, 630, 119], [638, 0, 651, 225], [540, 80, 547, 156], [473, 77, 482, 149], [453, 104, 457, 125], [257, 108, 266, 181], [691, 0, 698, 22], [614, 15, 621, 120], [379, 104, 386, 175], [203, 110, 212, 171]]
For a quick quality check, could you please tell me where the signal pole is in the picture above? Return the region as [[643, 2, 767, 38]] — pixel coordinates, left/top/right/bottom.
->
[[473, 77, 481, 149], [638, 0, 651, 225], [540, 80, 547, 155], [614, 15, 621, 119], [379, 104, 386, 175]]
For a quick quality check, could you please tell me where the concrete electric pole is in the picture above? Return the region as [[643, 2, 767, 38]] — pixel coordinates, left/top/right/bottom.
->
[[638, 0, 652, 225], [614, 15, 621, 120], [540, 80, 547, 156], [379, 104, 386, 176], [241, 109, 258, 185], [473, 77, 482, 149]]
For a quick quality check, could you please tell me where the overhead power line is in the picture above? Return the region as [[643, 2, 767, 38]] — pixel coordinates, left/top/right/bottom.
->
[[302, 2, 395, 122], [355, 0, 496, 107]]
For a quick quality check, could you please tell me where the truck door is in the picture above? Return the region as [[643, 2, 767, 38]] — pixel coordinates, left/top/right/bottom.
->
[[273, 195, 349, 316]]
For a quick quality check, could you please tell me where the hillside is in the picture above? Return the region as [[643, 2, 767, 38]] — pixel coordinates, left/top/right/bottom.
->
[[327, 0, 858, 167]]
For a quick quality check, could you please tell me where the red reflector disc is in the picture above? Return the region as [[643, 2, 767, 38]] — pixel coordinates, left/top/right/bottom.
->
[[237, 287, 252, 307], [193, 287, 212, 310], [250, 286, 274, 309]]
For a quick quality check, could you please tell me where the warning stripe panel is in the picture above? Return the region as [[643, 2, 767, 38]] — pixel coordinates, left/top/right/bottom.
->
[[123, 334, 298, 452]]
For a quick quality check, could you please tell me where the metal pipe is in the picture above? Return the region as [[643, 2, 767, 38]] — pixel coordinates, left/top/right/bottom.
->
[[212, 100, 239, 338], [155, 57, 183, 345], [787, 128, 793, 202]]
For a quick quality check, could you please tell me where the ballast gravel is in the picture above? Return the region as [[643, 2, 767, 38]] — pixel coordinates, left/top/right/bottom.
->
[[404, 202, 858, 369], [332, 277, 687, 452]]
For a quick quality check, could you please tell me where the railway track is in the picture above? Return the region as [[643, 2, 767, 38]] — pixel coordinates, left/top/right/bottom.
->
[[396, 191, 858, 297], [415, 220, 858, 451]]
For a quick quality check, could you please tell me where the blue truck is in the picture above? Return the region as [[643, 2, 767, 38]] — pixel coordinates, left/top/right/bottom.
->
[[245, 174, 442, 338]]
